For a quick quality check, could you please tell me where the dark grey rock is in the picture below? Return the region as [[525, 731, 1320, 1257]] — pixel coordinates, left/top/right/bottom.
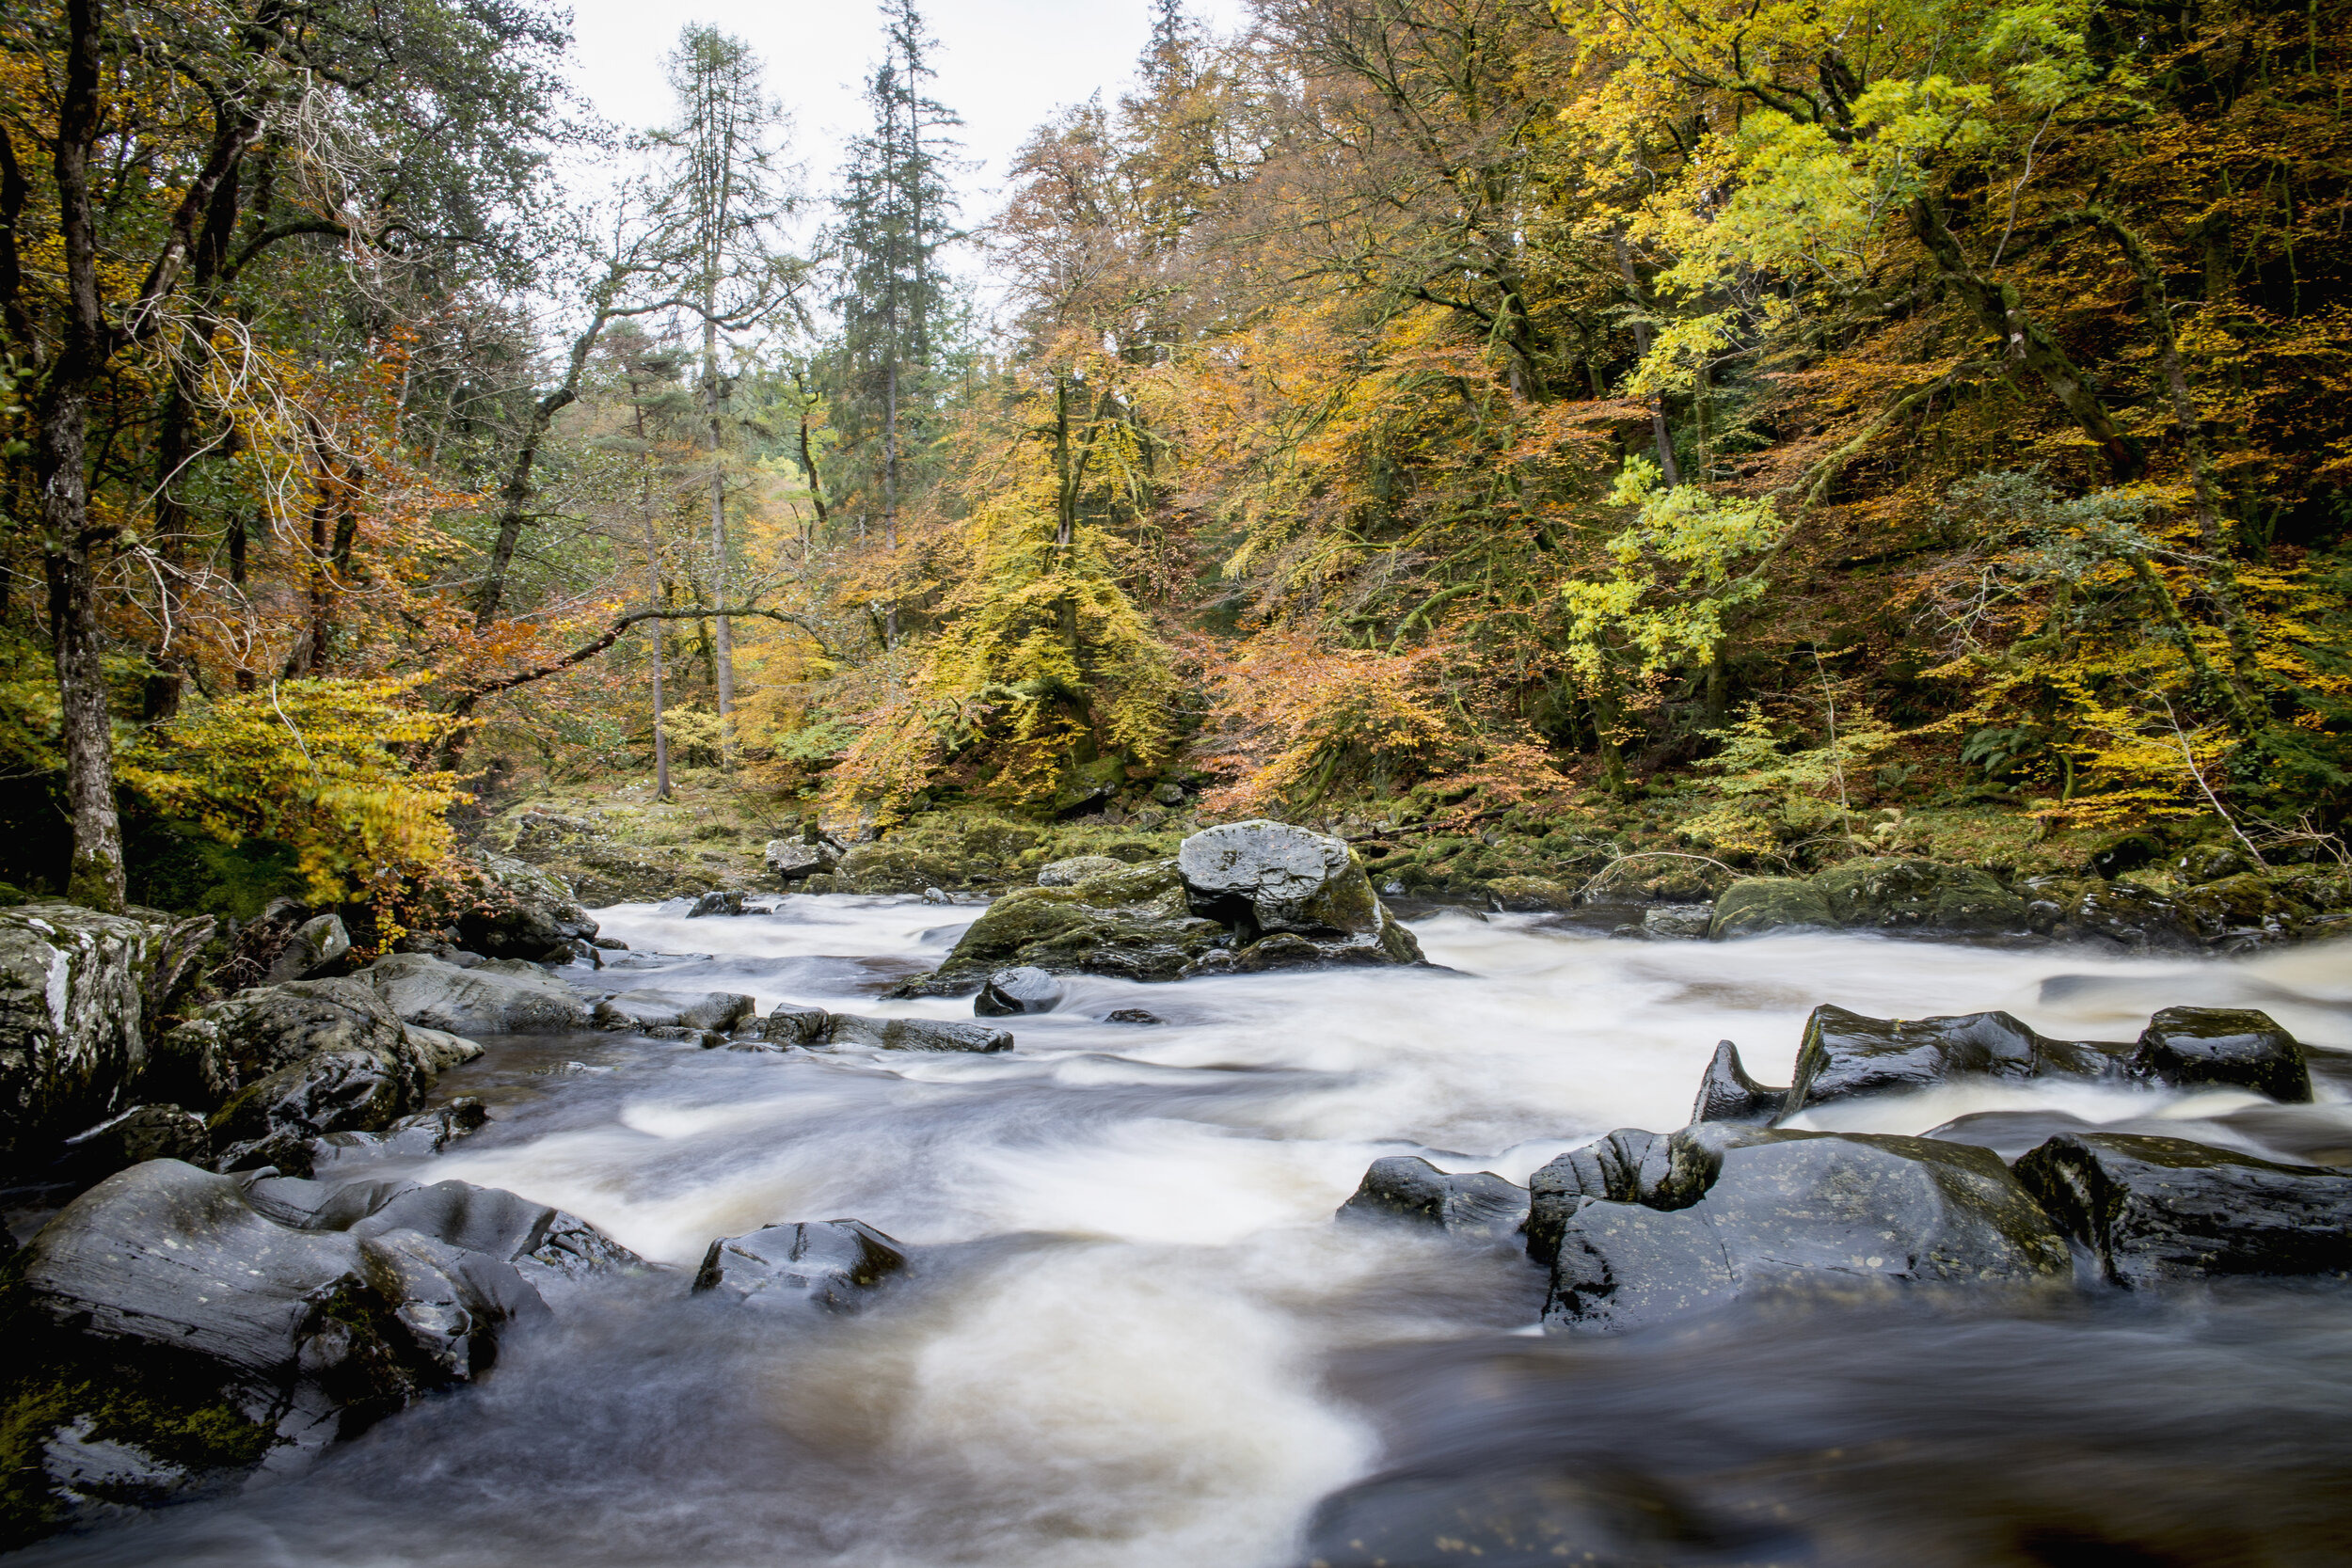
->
[[1339, 1155, 1527, 1240], [691, 1218, 908, 1309], [1105, 1008, 1163, 1025], [1527, 1130, 1672, 1261], [687, 889, 746, 919], [58, 1102, 211, 1179], [824, 1014, 1013, 1053], [363, 953, 595, 1035], [355, 1226, 549, 1378], [1541, 1128, 2071, 1333], [2012, 1132, 2352, 1287], [455, 852, 598, 961], [1641, 905, 1712, 940], [1690, 1040, 1788, 1125], [2130, 1006, 2310, 1101], [169, 977, 411, 1093], [307, 1099, 488, 1170], [1783, 1004, 2133, 1116], [593, 989, 757, 1033], [208, 1040, 434, 1175], [975, 966, 1064, 1017], [265, 913, 352, 984], [759, 1001, 831, 1047]]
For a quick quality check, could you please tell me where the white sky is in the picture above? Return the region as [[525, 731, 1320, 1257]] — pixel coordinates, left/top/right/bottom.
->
[[559, 0, 1251, 309]]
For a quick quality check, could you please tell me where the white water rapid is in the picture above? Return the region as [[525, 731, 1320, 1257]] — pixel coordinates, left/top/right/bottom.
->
[[27, 901, 2352, 1568]]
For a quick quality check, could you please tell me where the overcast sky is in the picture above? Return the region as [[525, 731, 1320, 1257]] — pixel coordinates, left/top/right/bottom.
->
[[559, 0, 1251, 309]]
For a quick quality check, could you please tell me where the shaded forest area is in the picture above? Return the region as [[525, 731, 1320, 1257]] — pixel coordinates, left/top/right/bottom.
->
[[3, 0, 2349, 928]]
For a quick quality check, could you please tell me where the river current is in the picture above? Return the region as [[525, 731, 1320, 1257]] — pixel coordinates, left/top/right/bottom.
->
[[25, 900, 2352, 1567]]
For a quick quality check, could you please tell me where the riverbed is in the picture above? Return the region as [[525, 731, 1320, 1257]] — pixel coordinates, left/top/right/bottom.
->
[[24, 900, 2352, 1566]]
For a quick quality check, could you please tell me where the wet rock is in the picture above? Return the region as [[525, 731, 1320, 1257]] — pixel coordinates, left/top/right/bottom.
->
[[593, 989, 757, 1033], [1178, 818, 1356, 933], [2013, 1132, 2352, 1287], [1783, 1004, 2132, 1117], [687, 889, 746, 918], [168, 977, 411, 1094], [1641, 905, 1712, 940], [687, 1222, 908, 1307], [362, 953, 595, 1035], [1105, 1008, 1163, 1025], [207, 1038, 434, 1175], [759, 1001, 832, 1047], [1340, 1155, 1527, 1241], [764, 838, 836, 881], [16, 1161, 540, 1460], [307, 1099, 489, 1170], [453, 852, 599, 962], [975, 966, 1064, 1017], [2024, 876, 2201, 949], [1038, 854, 1124, 886], [823, 1014, 1013, 1053], [2131, 1006, 2310, 1101], [1689, 1041, 1789, 1125], [56, 1102, 211, 1181], [1542, 1128, 2071, 1333], [1527, 1130, 1672, 1260], [692, 1218, 908, 1309], [400, 1023, 485, 1073], [0, 902, 214, 1159]]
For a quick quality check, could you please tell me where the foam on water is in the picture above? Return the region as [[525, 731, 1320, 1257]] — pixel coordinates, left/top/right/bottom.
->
[[24, 896, 2352, 1567]]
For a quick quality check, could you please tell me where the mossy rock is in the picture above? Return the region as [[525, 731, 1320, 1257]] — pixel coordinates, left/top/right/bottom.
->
[[899, 860, 1220, 990], [1487, 876, 1574, 911], [1810, 856, 2028, 934], [1709, 877, 1835, 939], [836, 844, 971, 895]]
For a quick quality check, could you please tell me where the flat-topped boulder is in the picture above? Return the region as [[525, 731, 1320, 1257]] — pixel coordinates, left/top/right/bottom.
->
[[362, 953, 594, 1035], [593, 989, 757, 1033]]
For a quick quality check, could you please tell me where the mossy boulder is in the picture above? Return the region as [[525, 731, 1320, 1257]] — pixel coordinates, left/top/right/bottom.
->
[[1709, 858, 2027, 940], [1708, 877, 1834, 939], [899, 861, 1224, 991], [835, 843, 972, 895]]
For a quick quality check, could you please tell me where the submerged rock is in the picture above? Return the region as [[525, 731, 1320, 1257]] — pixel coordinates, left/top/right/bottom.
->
[[823, 1014, 1013, 1053], [1105, 1008, 1163, 1025], [2012, 1132, 2352, 1287], [1339, 1155, 1526, 1241], [691, 1219, 908, 1309], [594, 989, 757, 1033], [686, 890, 745, 919], [974, 966, 1063, 1017], [363, 953, 594, 1035]]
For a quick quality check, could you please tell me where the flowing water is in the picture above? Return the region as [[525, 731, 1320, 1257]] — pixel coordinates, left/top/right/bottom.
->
[[24, 901, 2352, 1567]]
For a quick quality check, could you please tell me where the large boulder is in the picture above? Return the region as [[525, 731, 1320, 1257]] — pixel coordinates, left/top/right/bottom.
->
[[898, 823, 1423, 993], [1338, 1155, 1526, 1241], [0, 903, 213, 1160], [593, 989, 757, 1033], [898, 860, 1227, 990], [453, 852, 598, 962], [362, 953, 594, 1035], [1690, 1004, 2309, 1126], [167, 976, 411, 1097], [974, 966, 1063, 1017], [2012, 1132, 2352, 1287], [1709, 858, 2028, 940], [1540, 1127, 2072, 1333], [206, 1037, 435, 1174], [2022, 876, 2201, 949], [764, 837, 837, 881], [691, 1219, 908, 1310], [13, 1160, 553, 1509]]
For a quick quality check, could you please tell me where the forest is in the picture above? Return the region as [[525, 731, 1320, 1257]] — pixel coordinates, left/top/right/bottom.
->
[[4, 0, 2350, 927]]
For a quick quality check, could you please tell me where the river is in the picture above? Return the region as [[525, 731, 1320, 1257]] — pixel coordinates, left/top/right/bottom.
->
[[24, 899, 2352, 1566]]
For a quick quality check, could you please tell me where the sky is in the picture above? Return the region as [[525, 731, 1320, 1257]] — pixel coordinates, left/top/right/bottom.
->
[[559, 0, 1251, 305]]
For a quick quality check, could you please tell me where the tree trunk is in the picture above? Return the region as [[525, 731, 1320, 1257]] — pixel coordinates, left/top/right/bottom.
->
[[1613, 238, 1679, 485], [704, 316, 734, 758]]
